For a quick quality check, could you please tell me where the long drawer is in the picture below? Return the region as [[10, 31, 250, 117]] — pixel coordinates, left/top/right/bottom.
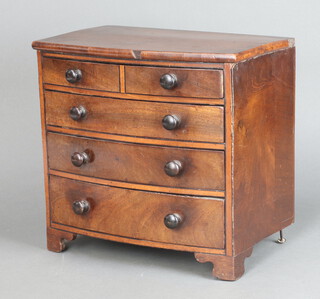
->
[[50, 176, 225, 248], [45, 90, 224, 143], [47, 132, 225, 191]]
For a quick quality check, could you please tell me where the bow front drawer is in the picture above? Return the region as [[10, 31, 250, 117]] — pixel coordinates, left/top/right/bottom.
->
[[47, 133, 225, 192], [50, 176, 225, 248], [45, 90, 224, 143], [42, 58, 120, 92], [125, 66, 224, 99]]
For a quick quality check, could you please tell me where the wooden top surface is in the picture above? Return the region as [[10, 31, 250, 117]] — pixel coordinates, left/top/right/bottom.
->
[[32, 26, 294, 63]]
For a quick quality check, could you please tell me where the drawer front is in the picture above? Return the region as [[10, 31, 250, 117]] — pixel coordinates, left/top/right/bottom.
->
[[47, 133, 225, 191], [50, 176, 225, 248], [125, 66, 224, 99], [45, 91, 224, 143], [42, 58, 120, 92]]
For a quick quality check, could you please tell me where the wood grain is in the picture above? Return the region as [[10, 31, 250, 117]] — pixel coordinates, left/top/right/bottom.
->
[[37, 51, 51, 227], [47, 132, 225, 191], [223, 63, 235, 256], [125, 66, 223, 99], [195, 247, 253, 281], [49, 170, 225, 198], [51, 221, 225, 254], [45, 90, 225, 143], [42, 57, 120, 92], [47, 227, 77, 252], [42, 52, 224, 69], [47, 126, 225, 150], [33, 27, 295, 280], [50, 176, 225, 248], [119, 65, 125, 93], [32, 26, 294, 62], [232, 48, 295, 255], [44, 83, 225, 105]]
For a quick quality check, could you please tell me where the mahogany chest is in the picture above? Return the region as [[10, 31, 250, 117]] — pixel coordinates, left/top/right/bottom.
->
[[32, 26, 295, 280]]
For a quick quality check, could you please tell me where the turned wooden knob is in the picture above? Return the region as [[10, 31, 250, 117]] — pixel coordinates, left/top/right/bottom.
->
[[71, 151, 90, 167], [164, 213, 183, 229], [160, 73, 178, 90], [162, 115, 181, 130], [72, 200, 90, 215], [164, 160, 183, 177], [69, 106, 87, 121], [65, 69, 82, 83]]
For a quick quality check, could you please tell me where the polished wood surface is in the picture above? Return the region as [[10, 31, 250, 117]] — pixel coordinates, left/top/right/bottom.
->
[[49, 170, 225, 198], [47, 126, 225, 151], [232, 48, 295, 255], [43, 52, 224, 68], [32, 26, 294, 62], [47, 132, 225, 191], [223, 64, 234, 256], [125, 66, 223, 99], [47, 227, 77, 252], [42, 57, 120, 92], [195, 247, 252, 280], [45, 90, 224, 143], [44, 83, 225, 105], [50, 176, 225, 248], [51, 221, 225, 254], [33, 26, 295, 281], [37, 51, 51, 228]]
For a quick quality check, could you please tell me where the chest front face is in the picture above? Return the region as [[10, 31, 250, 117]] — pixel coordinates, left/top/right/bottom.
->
[[33, 26, 295, 281]]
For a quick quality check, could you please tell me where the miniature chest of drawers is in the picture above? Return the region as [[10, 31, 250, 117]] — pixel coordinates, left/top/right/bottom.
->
[[32, 26, 295, 280]]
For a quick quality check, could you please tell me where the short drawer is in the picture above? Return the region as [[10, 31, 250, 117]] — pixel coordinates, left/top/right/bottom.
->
[[50, 176, 225, 248], [42, 58, 120, 92], [45, 90, 224, 143], [125, 66, 224, 99], [47, 133, 225, 191]]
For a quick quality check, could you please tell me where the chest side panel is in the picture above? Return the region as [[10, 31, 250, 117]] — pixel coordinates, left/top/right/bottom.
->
[[232, 48, 295, 255]]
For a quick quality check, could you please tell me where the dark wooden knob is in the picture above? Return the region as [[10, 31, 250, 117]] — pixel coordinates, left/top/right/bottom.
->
[[164, 160, 183, 177], [164, 213, 183, 229], [160, 73, 178, 90], [69, 106, 87, 121], [72, 200, 90, 215], [71, 151, 90, 167], [162, 115, 181, 130], [65, 69, 82, 83]]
